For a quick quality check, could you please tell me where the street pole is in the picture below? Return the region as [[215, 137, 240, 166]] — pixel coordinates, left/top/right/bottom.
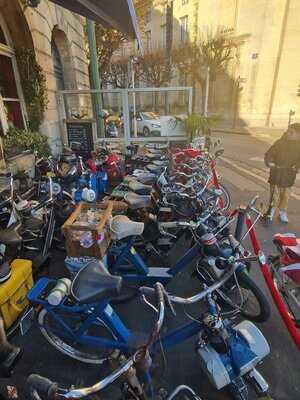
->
[[204, 66, 210, 117], [86, 19, 104, 137], [131, 58, 138, 138]]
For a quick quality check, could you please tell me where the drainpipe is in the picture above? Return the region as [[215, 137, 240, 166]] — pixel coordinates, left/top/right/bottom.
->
[[86, 19, 104, 137]]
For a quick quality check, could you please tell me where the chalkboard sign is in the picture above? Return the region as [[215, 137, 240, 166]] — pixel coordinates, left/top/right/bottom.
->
[[67, 121, 94, 160]]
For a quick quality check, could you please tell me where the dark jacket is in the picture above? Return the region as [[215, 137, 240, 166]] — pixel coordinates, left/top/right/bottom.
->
[[264, 133, 300, 187]]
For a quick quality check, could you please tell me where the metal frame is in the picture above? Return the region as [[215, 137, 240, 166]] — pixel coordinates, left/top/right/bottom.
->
[[58, 86, 193, 145], [29, 276, 202, 353]]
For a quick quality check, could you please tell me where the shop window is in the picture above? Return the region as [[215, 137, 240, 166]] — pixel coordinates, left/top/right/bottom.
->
[[0, 55, 24, 129], [0, 13, 26, 132], [51, 39, 65, 91], [0, 26, 6, 45]]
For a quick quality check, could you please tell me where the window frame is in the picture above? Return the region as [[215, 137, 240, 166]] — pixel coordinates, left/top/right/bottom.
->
[[161, 24, 167, 48], [145, 9, 151, 25], [145, 30, 152, 51], [0, 12, 27, 134], [180, 15, 189, 43]]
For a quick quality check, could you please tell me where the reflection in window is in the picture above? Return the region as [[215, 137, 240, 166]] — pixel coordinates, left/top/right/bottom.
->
[[4, 101, 24, 129], [0, 55, 18, 98], [0, 26, 6, 45], [51, 39, 65, 91], [145, 30, 151, 51], [161, 24, 167, 48], [0, 55, 24, 129], [180, 15, 188, 43]]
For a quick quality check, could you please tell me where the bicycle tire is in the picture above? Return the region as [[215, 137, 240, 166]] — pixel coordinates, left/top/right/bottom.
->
[[218, 183, 231, 211], [38, 309, 116, 364], [233, 271, 271, 322], [195, 266, 270, 323], [271, 265, 300, 327]]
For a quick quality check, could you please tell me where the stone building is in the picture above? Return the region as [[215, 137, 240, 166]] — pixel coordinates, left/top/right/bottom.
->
[[0, 0, 90, 153], [123, 0, 300, 129]]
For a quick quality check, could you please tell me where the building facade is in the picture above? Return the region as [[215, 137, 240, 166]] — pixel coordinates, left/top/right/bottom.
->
[[124, 0, 300, 129], [0, 0, 90, 153]]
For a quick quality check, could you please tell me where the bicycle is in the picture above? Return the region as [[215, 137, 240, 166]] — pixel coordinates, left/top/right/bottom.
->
[[27, 262, 270, 399]]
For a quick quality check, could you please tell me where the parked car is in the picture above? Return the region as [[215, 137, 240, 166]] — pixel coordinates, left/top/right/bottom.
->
[[135, 111, 161, 136]]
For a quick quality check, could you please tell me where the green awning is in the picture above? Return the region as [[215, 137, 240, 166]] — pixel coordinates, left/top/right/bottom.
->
[[50, 0, 141, 41]]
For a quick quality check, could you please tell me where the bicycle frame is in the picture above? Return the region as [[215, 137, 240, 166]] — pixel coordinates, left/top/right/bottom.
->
[[109, 236, 202, 284], [245, 215, 300, 351], [208, 157, 224, 209], [29, 279, 203, 354]]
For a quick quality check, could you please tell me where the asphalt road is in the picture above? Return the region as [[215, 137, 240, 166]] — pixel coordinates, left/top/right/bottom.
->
[[4, 132, 300, 400], [215, 132, 300, 399]]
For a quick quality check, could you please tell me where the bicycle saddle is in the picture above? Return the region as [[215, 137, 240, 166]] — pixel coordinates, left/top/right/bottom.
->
[[128, 180, 152, 195], [0, 222, 22, 245], [124, 192, 152, 210], [110, 215, 144, 240], [152, 160, 168, 167], [147, 148, 162, 154], [71, 261, 122, 305], [136, 173, 156, 184], [146, 164, 164, 174]]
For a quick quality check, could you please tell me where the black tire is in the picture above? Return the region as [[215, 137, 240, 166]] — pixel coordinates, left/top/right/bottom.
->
[[232, 271, 271, 323], [195, 266, 270, 323], [218, 183, 231, 211], [143, 127, 150, 136], [271, 264, 300, 327]]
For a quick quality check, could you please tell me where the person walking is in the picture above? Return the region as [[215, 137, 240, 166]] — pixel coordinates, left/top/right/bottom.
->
[[264, 123, 300, 224]]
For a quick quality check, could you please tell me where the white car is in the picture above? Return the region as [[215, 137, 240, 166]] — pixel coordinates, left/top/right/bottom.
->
[[135, 112, 161, 136]]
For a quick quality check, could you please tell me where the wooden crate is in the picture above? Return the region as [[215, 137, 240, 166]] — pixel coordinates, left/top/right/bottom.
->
[[62, 201, 113, 258]]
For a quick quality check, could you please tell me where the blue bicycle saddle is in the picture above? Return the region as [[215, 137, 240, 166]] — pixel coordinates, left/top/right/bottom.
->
[[71, 261, 122, 304]]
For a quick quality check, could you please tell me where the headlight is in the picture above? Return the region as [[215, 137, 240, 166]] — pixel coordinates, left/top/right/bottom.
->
[[151, 124, 161, 129]]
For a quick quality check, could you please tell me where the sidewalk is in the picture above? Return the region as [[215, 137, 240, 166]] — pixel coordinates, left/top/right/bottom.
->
[[212, 126, 284, 143]]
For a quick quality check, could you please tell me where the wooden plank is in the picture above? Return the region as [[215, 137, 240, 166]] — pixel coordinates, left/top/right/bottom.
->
[[96, 201, 113, 233], [62, 202, 83, 231]]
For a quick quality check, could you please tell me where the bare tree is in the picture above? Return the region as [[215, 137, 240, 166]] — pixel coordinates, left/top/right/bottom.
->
[[172, 42, 201, 111], [173, 27, 236, 113], [139, 48, 172, 111], [94, 25, 127, 75], [102, 58, 129, 89]]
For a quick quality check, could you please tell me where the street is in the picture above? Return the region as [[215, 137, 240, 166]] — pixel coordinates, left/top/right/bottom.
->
[[7, 132, 300, 400], [216, 131, 300, 399]]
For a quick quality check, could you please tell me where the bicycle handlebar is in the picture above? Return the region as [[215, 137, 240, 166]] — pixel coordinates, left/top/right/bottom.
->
[[168, 257, 254, 305]]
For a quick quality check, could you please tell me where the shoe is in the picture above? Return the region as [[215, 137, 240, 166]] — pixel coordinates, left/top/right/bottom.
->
[[279, 210, 289, 223], [263, 207, 275, 224]]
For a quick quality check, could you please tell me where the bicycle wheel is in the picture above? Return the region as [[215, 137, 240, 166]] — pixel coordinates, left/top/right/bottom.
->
[[218, 183, 231, 211], [225, 271, 271, 323], [195, 266, 270, 322], [38, 309, 117, 364], [271, 265, 300, 327]]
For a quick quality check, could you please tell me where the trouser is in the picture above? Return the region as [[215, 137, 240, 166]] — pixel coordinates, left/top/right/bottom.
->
[[269, 185, 291, 212]]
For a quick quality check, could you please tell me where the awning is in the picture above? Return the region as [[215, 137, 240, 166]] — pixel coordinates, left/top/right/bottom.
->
[[49, 0, 141, 43]]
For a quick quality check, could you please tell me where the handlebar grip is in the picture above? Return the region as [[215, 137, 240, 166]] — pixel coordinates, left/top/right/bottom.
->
[[27, 375, 58, 399]]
